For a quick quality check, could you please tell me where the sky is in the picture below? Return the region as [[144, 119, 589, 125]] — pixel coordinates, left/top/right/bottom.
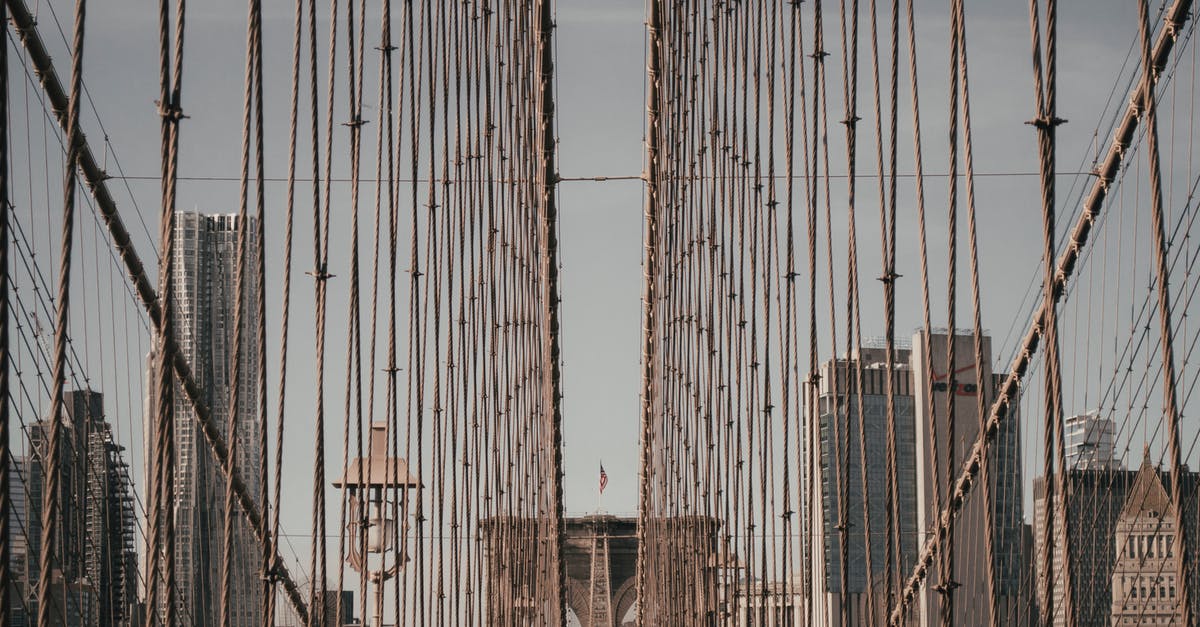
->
[[7, 0, 1196, 610]]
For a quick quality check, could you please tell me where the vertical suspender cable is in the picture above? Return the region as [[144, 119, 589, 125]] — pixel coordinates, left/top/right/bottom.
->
[[3, 1, 309, 618], [35, 0, 85, 625], [221, 0, 261, 621], [149, 0, 185, 621], [251, 0, 270, 613], [891, 2, 1195, 620], [952, 0, 998, 623], [533, 0, 568, 622], [1138, 1, 1194, 623], [1029, 0, 1071, 624], [638, 0, 664, 623], [0, 1, 10, 624], [264, 0, 303, 624]]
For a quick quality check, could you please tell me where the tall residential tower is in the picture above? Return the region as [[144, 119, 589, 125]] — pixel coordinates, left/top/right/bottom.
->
[[147, 212, 263, 625]]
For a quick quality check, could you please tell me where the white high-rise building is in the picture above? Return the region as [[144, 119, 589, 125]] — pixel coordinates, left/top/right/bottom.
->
[[147, 212, 263, 625], [1064, 412, 1120, 470]]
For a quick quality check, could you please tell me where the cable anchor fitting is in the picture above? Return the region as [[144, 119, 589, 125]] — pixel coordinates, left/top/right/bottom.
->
[[1025, 115, 1066, 129], [305, 268, 335, 281], [878, 270, 902, 284], [933, 580, 961, 596], [155, 101, 188, 122]]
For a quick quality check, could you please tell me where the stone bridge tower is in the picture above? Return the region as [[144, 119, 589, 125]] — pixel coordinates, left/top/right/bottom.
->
[[480, 514, 721, 626]]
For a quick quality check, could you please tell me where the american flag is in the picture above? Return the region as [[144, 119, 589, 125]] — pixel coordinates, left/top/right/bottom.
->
[[599, 464, 609, 494]]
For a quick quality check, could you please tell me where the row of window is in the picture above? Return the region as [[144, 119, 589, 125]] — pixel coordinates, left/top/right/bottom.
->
[[1125, 533, 1174, 559], [1120, 574, 1178, 601]]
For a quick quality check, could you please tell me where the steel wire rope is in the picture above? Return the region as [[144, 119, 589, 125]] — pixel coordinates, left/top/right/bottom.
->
[[262, 0, 304, 623], [946, 0, 1002, 624], [306, 0, 337, 619], [331, 0, 369, 622], [891, 2, 1195, 617], [886, 0, 938, 623], [1136, 2, 1195, 622], [5, 0, 311, 616], [34, 0, 83, 623], [219, 0, 262, 620], [145, 0, 185, 619], [0, 1, 12, 623], [834, 0, 883, 621]]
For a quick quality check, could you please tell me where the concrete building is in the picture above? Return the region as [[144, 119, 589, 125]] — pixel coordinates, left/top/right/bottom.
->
[[806, 343, 919, 626], [911, 331, 1028, 627], [147, 212, 263, 624], [1065, 412, 1120, 470]]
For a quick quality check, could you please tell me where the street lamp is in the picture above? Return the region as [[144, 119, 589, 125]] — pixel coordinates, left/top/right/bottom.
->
[[333, 422, 419, 627]]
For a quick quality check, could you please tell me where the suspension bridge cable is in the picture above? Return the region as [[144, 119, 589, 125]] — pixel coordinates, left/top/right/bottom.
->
[[34, 0, 83, 625]]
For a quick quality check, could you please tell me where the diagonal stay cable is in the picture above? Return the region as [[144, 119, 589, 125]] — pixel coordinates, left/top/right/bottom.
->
[[890, 1, 1194, 621], [3, 0, 309, 621]]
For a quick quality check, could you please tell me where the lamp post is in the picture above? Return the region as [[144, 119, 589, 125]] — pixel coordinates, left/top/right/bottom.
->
[[333, 422, 419, 627]]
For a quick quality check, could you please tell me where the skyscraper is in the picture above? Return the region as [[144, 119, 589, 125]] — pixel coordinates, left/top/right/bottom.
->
[[807, 344, 919, 626], [910, 331, 1028, 627], [149, 212, 263, 625], [6, 456, 30, 627], [1064, 412, 1120, 470], [26, 389, 139, 626]]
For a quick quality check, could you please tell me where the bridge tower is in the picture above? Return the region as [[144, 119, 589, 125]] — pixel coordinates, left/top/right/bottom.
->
[[588, 519, 614, 627]]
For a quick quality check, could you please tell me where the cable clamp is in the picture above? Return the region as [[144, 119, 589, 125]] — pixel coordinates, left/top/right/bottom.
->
[[878, 270, 902, 284], [305, 268, 335, 281], [933, 580, 961, 595], [155, 101, 187, 122], [260, 561, 285, 583], [1025, 115, 1066, 129]]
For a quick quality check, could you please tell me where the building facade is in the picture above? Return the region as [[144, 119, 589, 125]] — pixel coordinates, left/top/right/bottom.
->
[[26, 390, 139, 626], [149, 212, 263, 624], [1110, 452, 1187, 625], [910, 331, 1028, 627], [6, 456, 30, 626], [1065, 412, 1120, 470], [1032, 452, 1200, 625], [807, 344, 919, 626]]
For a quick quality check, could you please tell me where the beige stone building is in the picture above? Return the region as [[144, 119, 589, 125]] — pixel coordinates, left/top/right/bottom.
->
[[1110, 451, 1185, 625]]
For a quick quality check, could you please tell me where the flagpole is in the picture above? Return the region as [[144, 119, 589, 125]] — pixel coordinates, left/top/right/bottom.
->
[[597, 459, 603, 514]]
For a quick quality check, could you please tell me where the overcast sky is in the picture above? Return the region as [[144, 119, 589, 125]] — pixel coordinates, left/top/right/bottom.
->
[[8, 0, 1195, 606]]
